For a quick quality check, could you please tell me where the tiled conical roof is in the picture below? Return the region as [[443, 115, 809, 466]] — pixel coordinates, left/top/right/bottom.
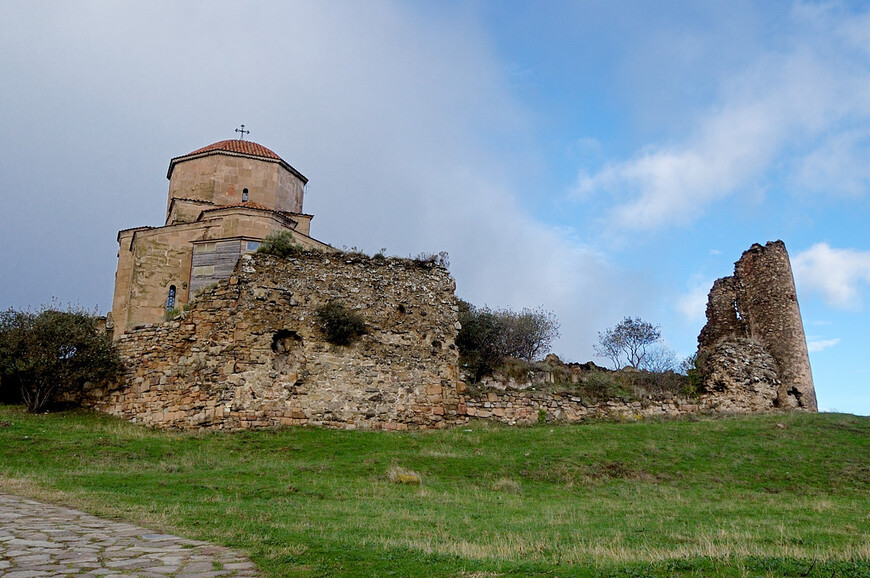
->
[[185, 139, 282, 160], [167, 139, 307, 183]]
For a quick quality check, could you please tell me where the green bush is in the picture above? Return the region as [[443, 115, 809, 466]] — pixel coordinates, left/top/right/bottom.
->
[[0, 306, 121, 412], [257, 230, 303, 258], [456, 300, 560, 381], [582, 369, 631, 400], [680, 352, 706, 397], [315, 301, 367, 346]]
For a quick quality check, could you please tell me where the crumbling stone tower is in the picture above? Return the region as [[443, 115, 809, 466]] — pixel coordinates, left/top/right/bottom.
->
[[698, 240, 817, 411]]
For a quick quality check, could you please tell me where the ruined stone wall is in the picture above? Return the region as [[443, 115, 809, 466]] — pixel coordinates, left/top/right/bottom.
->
[[90, 252, 461, 430], [698, 241, 817, 411], [456, 353, 785, 426], [96, 242, 814, 432], [461, 387, 773, 426]]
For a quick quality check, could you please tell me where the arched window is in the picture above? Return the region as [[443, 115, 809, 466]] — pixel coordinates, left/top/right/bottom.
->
[[242, 188, 249, 202], [166, 285, 176, 311]]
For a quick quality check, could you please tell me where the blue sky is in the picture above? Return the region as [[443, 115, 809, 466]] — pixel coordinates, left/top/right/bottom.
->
[[1, 1, 868, 414]]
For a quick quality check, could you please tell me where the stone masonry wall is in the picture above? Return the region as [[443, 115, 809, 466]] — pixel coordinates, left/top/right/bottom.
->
[[698, 240, 817, 411], [88, 252, 461, 430], [460, 387, 775, 426], [91, 243, 814, 431], [457, 354, 785, 426]]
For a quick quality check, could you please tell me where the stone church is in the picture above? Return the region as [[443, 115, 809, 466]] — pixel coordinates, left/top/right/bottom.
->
[[110, 138, 331, 338], [94, 135, 815, 431]]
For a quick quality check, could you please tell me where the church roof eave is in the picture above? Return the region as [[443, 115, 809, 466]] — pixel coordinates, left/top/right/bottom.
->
[[166, 139, 308, 184], [195, 203, 300, 228]]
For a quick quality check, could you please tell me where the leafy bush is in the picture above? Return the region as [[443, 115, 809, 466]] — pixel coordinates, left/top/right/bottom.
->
[[582, 369, 632, 400], [315, 301, 367, 346], [0, 306, 121, 412], [257, 230, 303, 258], [679, 352, 706, 397], [456, 300, 560, 381]]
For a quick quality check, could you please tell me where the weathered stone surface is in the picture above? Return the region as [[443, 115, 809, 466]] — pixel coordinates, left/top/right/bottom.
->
[[697, 240, 817, 411], [111, 139, 330, 339], [88, 251, 461, 430], [94, 236, 818, 430], [0, 493, 259, 577], [700, 338, 781, 411]]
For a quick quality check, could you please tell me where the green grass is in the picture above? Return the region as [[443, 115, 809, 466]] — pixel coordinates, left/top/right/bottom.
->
[[0, 406, 868, 577]]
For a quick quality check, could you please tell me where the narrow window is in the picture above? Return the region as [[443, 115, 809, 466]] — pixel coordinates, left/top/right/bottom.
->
[[242, 188, 249, 202], [166, 285, 176, 311]]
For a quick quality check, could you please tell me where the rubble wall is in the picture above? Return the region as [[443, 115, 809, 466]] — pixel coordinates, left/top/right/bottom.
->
[[461, 386, 777, 426], [88, 242, 816, 431], [88, 252, 462, 430]]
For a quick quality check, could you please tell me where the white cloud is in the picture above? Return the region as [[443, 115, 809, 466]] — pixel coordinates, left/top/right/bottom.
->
[[676, 277, 715, 325], [575, 92, 786, 229], [792, 129, 870, 197], [572, 4, 870, 231], [793, 243, 870, 309], [807, 338, 841, 353]]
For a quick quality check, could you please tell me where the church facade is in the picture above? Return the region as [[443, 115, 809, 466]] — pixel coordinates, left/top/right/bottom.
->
[[110, 139, 331, 338]]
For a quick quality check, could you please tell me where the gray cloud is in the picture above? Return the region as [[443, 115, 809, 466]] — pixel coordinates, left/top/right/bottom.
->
[[0, 1, 649, 362]]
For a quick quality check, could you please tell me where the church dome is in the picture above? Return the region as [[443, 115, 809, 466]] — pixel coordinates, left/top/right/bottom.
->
[[167, 139, 305, 183], [185, 139, 283, 161]]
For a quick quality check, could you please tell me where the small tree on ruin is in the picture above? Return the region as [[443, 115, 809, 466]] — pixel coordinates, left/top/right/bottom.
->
[[594, 316, 662, 370]]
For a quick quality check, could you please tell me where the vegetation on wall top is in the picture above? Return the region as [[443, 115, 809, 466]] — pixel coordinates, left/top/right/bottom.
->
[[456, 299, 560, 381]]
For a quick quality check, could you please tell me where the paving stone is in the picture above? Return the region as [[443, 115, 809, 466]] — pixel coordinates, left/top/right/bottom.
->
[[0, 492, 260, 577]]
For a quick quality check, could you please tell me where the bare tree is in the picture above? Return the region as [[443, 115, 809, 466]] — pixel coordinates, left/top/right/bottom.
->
[[640, 344, 678, 373], [594, 317, 661, 369]]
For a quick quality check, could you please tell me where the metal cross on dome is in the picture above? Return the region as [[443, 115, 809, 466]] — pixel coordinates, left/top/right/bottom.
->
[[235, 124, 250, 140]]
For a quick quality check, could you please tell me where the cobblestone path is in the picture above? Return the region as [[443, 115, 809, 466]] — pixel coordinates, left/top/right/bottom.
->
[[0, 493, 259, 577]]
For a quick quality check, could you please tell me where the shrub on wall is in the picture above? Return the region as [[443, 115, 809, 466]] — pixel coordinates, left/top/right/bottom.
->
[[456, 300, 560, 381], [257, 230, 304, 258], [412, 251, 450, 269], [315, 301, 367, 346]]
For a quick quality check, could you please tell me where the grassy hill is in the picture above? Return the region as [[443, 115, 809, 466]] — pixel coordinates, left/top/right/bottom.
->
[[0, 406, 868, 577]]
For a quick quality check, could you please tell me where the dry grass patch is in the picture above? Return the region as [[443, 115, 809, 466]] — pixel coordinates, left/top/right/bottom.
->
[[490, 477, 521, 494], [387, 465, 422, 485]]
